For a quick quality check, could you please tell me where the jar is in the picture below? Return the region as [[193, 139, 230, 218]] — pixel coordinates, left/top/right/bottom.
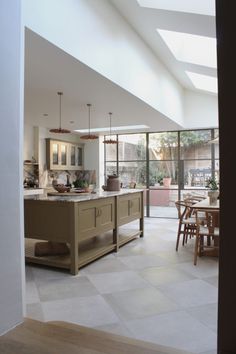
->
[[106, 175, 120, 191]]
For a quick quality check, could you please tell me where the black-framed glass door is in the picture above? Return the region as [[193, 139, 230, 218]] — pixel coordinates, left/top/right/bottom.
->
[[104, 128, 219, 218]]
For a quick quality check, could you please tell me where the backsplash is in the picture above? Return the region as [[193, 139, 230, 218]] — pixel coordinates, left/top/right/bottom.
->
[[42, 169, 96, 188]]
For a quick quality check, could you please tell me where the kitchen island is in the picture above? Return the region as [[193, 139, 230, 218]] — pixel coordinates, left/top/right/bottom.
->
[[24, 189, 144, 275]]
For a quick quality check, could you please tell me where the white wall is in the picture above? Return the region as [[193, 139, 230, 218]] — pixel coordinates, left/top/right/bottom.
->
[[83, 137, 103, 188], [0, 0, 24, 334], [184, 90, 218, 129], [23, 0, 184, 127]]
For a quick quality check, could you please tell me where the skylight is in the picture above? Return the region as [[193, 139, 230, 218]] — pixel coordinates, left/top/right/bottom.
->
[[186, 71, 218, 94], [157, 29, 217, 68], [75, 125, 149, 133], [137, 0, 215, 16]]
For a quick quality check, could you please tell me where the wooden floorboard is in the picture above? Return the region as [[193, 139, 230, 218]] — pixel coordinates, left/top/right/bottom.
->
[[0, 319, 193, 354]]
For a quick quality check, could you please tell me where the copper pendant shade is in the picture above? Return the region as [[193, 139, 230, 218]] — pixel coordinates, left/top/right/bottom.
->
[[80, 103, 98, 140], [49, 92, 71, 134], [103, 112, 118, 144]]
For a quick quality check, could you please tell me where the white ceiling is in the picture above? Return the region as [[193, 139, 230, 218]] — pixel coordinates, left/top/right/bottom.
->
[[24, 29, 180, 134], [24, 0, 216, 134]]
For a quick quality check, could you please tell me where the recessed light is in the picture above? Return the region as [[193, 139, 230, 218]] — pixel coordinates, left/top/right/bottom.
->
[[43, 113, 48, 117], [70, 121, 74, 124]]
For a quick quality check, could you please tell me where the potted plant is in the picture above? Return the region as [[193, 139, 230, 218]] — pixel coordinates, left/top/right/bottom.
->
[[163, 175, 172, 188], [153, 172, 164, 186], [205, 177, 219, 205], [73, 179, 90, 192]]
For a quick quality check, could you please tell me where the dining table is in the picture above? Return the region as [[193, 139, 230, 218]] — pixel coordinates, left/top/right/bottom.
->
[[190, 197, 220, 257], [190, 198, 219, 210]]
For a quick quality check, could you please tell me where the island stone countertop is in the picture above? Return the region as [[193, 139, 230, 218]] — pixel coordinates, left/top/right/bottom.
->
[[26, 189, 145, 203]]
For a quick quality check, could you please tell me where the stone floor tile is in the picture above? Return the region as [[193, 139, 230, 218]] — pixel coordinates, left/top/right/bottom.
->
[[42, 294, 119, 327], [139, 265, 196, 286], [104, 287, 178, 321], [87, 271, 148, 294], [37, 276, 99, 302], [158, 279, 217, 308], [125, 311, 217, 353]]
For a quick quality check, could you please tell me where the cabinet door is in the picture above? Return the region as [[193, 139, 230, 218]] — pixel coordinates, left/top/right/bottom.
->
[[52, 142, 60, 168], [68, 144, 83, 170], [129, 194, 142, 219], [78, 202, 97, 241], [96, 198, 115, 231], [77, 146, 83, 167], [78, 198, 115, 241], [117, 193, 142, 226], [60, 143, 68, 167], [70, 145, 76, 167]]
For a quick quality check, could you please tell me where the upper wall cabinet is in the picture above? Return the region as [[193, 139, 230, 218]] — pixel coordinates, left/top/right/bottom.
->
[[46, 139, 84, 170]]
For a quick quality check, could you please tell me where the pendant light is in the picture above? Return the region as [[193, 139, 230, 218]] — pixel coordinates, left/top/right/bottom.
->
[[103, 112, 118, 144], [49, 92, 71, 133], [80, 103, 98, 140]]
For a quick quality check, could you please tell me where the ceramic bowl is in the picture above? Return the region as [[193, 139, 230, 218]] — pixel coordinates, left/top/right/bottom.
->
[[53, 184, 71, 193]]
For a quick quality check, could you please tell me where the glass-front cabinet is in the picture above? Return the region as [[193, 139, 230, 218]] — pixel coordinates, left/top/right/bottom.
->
[[46, 139, 84, 170]]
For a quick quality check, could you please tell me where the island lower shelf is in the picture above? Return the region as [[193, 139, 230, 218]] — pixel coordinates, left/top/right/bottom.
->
[[24, 191, 144, 274], [25, 227, 141, 270]]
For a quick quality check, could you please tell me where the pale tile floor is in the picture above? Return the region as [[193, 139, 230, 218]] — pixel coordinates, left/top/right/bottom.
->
[[25, 218, 218, 354]]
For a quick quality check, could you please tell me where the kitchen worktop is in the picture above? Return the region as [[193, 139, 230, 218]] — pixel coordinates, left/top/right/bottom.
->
[[28, 189, 144, 202], [23, 188, 44, 196]]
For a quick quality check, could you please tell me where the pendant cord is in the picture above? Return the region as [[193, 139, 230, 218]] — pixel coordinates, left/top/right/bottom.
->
[[109, 112, 112, 137], [58, 92, 63, 130], [87, 103, 91, 135]]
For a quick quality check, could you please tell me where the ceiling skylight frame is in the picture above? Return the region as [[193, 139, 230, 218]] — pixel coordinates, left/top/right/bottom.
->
[[75, 124, 150, 133], [157, 29, 217, 68], [186, 71, 218, 94], [136, 0, 215, 16]]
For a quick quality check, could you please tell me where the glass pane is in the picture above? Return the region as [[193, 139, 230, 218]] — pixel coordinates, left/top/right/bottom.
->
[[105, 162, 117, 178], [149, 161, 178, 187], [149, 132, 178, 160], [77, 147, 83, 166], [104, 135, 117, 161], [119, 161, 146, 187], [52, 143, 59, 164], [214, 129, 219, 159], [118, 134, 146, 161], [215, 159, 219, 182], [61, 144, 67, 165], [71, 146, 76, 166], [182, 160, 212, 188], [180, 130, 212, 159], [149, 189, 178, 218]]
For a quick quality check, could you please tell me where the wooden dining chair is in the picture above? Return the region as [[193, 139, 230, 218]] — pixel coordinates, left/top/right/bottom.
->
[[175, 200, 197, 251], [194, 209, 220, 265]]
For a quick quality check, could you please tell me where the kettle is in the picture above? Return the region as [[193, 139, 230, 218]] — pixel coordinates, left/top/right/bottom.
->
[[102, 174, 120, 191]]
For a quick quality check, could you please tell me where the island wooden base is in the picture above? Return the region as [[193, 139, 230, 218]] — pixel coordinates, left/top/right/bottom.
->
[[24, 191, 144, 274]]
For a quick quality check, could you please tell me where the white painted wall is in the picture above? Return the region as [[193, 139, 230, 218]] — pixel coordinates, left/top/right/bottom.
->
[[83, 137, 103, 188], [0, 0, 24, 335], [23, 0, 184, 127], [184, 90, 218, 129]]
